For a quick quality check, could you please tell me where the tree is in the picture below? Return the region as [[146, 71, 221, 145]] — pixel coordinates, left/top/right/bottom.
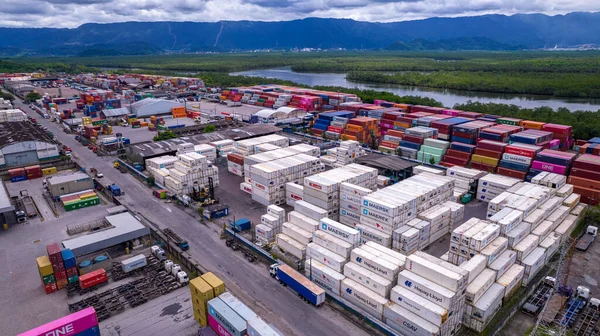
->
[[429, 156, 436, 165], [0, 89, 14, 101], [25, 91, 42, 102], [204, 124, 216, 133], [396, 147, 403, 157]]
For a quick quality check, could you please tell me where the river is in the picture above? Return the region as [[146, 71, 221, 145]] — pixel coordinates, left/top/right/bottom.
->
[[230, 67, 600, 111]]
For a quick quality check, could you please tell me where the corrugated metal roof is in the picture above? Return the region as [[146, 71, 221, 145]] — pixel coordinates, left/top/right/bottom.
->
[[355, 153, 417, 171], [0, 180, 14, 213], [101, 107, 130, 117], [62, 212, 150, 257], [131, 98, 184, 118], [46, 172, 91, 186]]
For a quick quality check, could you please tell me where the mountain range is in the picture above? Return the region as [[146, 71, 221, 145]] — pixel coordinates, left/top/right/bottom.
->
[[0, 12, 599, 56]]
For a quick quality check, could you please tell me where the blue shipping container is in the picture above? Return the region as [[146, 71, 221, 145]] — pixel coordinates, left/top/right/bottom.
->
[[74, 326, 100, 336], [277, 266, 325, 306], [399, 141, 420, 150], [61, 249, 77, 269], [451, 136, 475, 144], [499, 160, 530, 172], [535, 153, 572, 166], [232, 218, 251, 232], [450, 142, 476, 153], [11, 175, 27, 183]]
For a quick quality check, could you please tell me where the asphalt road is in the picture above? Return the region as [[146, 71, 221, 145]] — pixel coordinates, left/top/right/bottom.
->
[[15, 100, 372, 336]]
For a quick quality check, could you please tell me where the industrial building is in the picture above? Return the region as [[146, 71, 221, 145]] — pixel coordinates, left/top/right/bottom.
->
[[0, 180, 15, 225], [126, 124, 281, 163], [46, 172, 94, 198], [61, 212, 151, 257], [129, 98, 184, 118], [253, 107, 307, 123], [0, 121, 60, 167], [99, 107, 129, 121]]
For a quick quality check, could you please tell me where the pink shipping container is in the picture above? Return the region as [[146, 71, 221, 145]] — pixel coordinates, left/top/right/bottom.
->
[[208, 314, 233, 336], [18, 307, 98, 336], [531, 161, 568, 175]]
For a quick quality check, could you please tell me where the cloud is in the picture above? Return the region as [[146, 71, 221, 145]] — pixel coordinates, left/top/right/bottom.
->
[[0, 0, 595, 28]]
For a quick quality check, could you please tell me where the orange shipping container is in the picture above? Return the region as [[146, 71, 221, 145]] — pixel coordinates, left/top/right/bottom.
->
[[568, 176, 600, 190], [522, 121, 546, 130]]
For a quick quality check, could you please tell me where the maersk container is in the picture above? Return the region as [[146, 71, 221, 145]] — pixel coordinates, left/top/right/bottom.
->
[[359, 215, 396, 234], [276, 264, 325, 306], [480, 237, 508, 265], [312, 231, 352, 258], [341, 279, 388, 320], [506, 222, 531, 248], [459, 255, 487, 285], [522, 247, 546, 286], [351, 248, 399, 281], [384, 302, 440, 336], [488, 250, 517, 280], [356, 223, 392, 247], [361, 195, 402, 217], [466, 269, 496, 304], [514, 234, 540, 262], [247, 316, 283, 336], [319, 218, 360, 246], [405, 254, 463, 292], [470, 224, 500, 251], [469, 283, 505, 322], [207, 297, 247, 336], [390, 286, 448, 326], [397, 270, 459, 310], [497, 264, 525, 299], [306, 243, 346, 273], [219, 292, 258, 322], [121, 254, 147, 273], [344, 262, 393, 297], [305, 259, 344, 295]]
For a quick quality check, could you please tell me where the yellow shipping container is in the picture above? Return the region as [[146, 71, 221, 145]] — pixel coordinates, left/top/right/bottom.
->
[[42, 167, 57, 175], [190, 277, 214, 303], [36, 256, 53, 277], [471, 154, 499, 166], [193, 309, 208, 327], [201, 272, 226, 297]]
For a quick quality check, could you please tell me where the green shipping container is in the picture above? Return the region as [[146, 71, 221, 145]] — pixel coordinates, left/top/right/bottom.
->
[[421, 145, 446, 156], [64, 197, 100, 212], [41, 274, 56, 285], [497, 118, 521, 126], [68, 275, 79, 284]]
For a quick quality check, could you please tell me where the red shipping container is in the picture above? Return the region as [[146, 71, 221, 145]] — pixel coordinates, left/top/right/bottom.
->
[[327, 126, 343, 133], [66, 267, 78, 278], [573, 155, 600, 170], [44, 282, 58, 294], [574, 186, 600, 205], [497, 167, 527, 180], [504, 145, 540, 158], [570, 167, 600, 181], [474, 148, 503, 160], [402, 135, 424, 144], [471, 162, 497, 173], [443, 156, 470, 166], [79, 269, 108, 289], [227, 153, 244, 165], [477, 140, 507, 152], [46, 243, 62, 258], [381, 140, 399, 148], [445, 149, 472, 161], [452, 131, 476, 140], [568, 176, 600, 190], [386, 130, 404, 138], [8, 168, 26, 178]]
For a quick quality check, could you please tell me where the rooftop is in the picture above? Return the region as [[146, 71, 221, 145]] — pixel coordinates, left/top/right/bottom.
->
[[101, 107, 130, 117], [0, 121, 54, 148], [46, 172, 90, 186], [355, 153, 417, 171], [0, 180, 13, 213]]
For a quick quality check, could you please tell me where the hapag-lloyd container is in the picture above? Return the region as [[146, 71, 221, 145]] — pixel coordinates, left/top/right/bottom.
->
[[344, 262, 393, 297], [531, 161, 568, 175], [351, 248, 399, 281], [341, 279, 388, 320], [360, 245, 405, 270], [320, 218, 360, 246], [384, 302, 441, 336], [405, 254, 464, 292], [18, 307, 98, 336], [396, 270, 459, 310], [306, 243, 346, 273], [390, 286, 449, 326], [305, 259, 345, 295]]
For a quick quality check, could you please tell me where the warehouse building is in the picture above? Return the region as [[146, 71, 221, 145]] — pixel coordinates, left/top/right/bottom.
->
[[253, 107, 307, 123], [0, 180, 15, 225], [355, 153, 417, 182], [100, 107, 130, 121], [46, 172, 94, 198], [62, 212, 151, 257], [0, 121, 60, 167], [130, 98, 184, 118]]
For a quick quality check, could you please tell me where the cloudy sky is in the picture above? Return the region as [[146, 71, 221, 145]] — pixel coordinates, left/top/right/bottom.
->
[[0, 0, 596, 28]]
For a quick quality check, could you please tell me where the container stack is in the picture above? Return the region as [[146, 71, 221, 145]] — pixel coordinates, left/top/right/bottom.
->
[[209, 139, 236, 157], [302, 164, 378, 221], [240, 144, 320, 182], [233, 135, 290, 157], [451, 120, 495, 145], [430, 117, 473, 141], [471, 140, 507, 174], [46, 243, 67, 290], [476, 174, 521, 202], [445, 166, 488, 201], [256, 205, 286, 245], [61, 249, 78, 285], [343, 117, 380, 145], [339, 182, 373, 228], [531, 149, 577, 176], [568, 154, 600, 205], [531, 172, 568, 189], [276, 201, 323, 260], [164, 153, 220, 196], [312, 111, 354, 138], [441, 142, 476, 167], [417, 138, 450, 165], [399, 126, 438, 160], [194, 144, 217, 161], [36, 256, 57, 294], [250, 154, 323, 206], [386, 251, 467, 336], [542, 124, 573, 151], [478, 124, 522, 143], [190, 272, 226, 327], [285, 182, 304, 207], [500, 143, 542, 181], [334, 140, 364, 166]]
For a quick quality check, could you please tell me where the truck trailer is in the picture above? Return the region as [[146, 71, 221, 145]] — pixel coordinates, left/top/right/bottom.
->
[[270, 263, 325, 306]]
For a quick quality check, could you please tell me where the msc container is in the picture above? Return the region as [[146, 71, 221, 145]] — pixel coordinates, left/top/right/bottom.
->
[[390, 286, 449, 326], [247, 317, 283, 336], [466, 269, 496, 304], [459, 255, 487, 285], [121, 254, 147, 273], [351, 248, 400, 281], [497, 264, 525, 299], [219, 292, 258, 322], [312, 231, 352, 258], [488, 250, 517, 280], [341, 279, 388, 320], [79, 269, 107, 289], [396, 270, 459, 310], [344, 262, 393, 297], [319, 218, 360, 246], [207, 297, 247, 336], [18, 307, 98, 336], [306, 243, 346, 273], [305, 259, 345, 295], [469, 283, 505, 323], [405, 254, 464, 292], [277, 264, 326, 306], [521, 247, 547, 286], [470, 224, 501, 251], [384, 302, 440, 336], [480, 237, 508, 265]]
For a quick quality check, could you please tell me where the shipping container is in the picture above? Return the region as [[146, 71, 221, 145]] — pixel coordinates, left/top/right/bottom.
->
[[247, 317, 283, 336], [305, 259, 345, 295], [78, 269, 107, 289], [207, 297, 247, 336], [390, 286, 448, 326], [405, 254, 464, 292], [219, 292, 257, 322], [384, 302, 440, 336], [18, 307, 98, 336], [202, 272, 226, 297], [396, 270, 459, 310], [120, 254, 147, 273], [488, 250, 517, 280], [344, 262, 393, 297], [306, 243, 347, 273], [466, 269, 496, 304], [459, 255, 488, 285], [469, 283, 505, 322], [341, 279, 388, 320]]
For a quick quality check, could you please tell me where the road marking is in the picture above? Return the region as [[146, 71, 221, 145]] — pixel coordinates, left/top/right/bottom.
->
[[166, 207, 172, 213]]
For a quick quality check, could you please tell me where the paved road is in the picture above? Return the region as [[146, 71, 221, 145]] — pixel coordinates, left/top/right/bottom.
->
[[15, 100, 372, 336]]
